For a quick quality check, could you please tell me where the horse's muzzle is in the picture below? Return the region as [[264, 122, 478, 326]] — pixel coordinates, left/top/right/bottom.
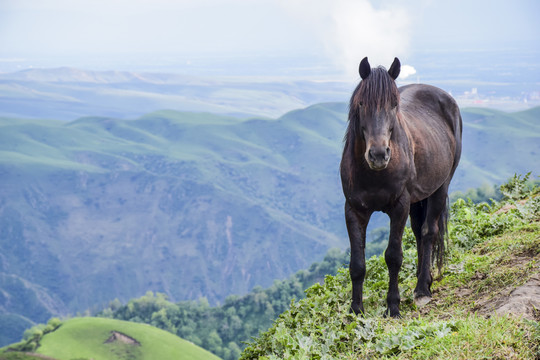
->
[[367, 146, 391, 170]]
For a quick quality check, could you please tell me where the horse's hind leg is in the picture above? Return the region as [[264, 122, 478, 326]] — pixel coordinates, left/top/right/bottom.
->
[[414, 184, 449, 306], [410, 200, 427, 278]]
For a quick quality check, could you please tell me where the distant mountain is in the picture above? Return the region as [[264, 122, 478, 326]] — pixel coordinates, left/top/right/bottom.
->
[[0, 67, 351, 119], [0, 103, 539, 346]]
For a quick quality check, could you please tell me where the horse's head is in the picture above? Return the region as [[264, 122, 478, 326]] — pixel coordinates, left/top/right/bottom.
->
[[350, 57, 401, 171]]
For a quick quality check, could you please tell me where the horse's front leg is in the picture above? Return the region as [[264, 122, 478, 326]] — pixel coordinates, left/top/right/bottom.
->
[[345, 201, 371, 315], [385, 197, 410, 318]]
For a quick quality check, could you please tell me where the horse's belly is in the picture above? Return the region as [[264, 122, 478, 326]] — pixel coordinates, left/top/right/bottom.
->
[[410, 139, 455, 202]]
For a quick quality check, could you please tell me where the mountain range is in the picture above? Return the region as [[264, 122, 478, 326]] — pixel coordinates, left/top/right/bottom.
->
[[0, 67, 350, 120], [0, 82, 539, 346]]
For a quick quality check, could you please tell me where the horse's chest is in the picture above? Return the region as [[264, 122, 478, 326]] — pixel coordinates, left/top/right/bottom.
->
[[347, 186, 399, 212]]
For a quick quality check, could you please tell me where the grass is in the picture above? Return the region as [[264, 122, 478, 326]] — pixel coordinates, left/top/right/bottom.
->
[[394, 315, 534, 360], [0, 354, 47, 360], [242, 227, 540, 359], [418, 222, 540, 316], [1, 317, 221, 360]]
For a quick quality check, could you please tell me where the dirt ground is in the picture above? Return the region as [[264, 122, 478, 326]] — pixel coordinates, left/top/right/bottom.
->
[[478, 276, 540, 321], [104, 331, 141, 346]]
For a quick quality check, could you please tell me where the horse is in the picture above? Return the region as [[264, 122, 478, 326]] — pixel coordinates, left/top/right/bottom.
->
[[340, 57, 462, 318]]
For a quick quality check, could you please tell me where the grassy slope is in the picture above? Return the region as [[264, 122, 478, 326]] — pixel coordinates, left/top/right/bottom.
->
[[1, 317, 221, 360], [241, 184, 540, 359], [2, 105, 538, 183]]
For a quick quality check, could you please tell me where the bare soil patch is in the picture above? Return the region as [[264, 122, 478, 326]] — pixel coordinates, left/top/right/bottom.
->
[[467, 251, 539, 320], [478, 276, 540, 321], [419, 245, 540, 322], [104, 331, 141, 346]]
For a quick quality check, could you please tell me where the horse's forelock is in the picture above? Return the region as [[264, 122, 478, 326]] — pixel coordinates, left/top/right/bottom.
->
[[353, 66, 399, 113]]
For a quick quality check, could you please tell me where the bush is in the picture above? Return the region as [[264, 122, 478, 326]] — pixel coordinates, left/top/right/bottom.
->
[[449, 173, 539, 250], [8, 318, 63, 353]]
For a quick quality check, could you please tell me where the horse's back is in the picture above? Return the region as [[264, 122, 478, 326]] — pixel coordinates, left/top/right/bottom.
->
[[399, 84, 462, 137]]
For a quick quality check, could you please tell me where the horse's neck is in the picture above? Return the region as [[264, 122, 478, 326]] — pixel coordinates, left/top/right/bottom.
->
[[396, 111, 415, 154]]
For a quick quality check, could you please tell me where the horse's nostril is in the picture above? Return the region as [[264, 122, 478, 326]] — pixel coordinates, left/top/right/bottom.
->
[[368, 149, 375, 162], [385, 147, 391, 161]]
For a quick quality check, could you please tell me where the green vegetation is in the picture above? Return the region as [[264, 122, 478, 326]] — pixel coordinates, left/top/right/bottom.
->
[[0, 353, 42, 360], [98, 249, 349, 360], [449, 182, 502, 203], [1, 317, 220, 360], [4, 317, 62, 353], [240, 174, 540, 359]]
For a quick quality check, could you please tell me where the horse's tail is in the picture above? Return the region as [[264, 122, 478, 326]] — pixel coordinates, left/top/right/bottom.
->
[[433, 196, 449, 275]]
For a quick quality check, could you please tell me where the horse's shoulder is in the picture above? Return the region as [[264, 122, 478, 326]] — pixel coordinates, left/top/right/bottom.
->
[[399, 84, 454, 105], [399, 84, 460, 129]]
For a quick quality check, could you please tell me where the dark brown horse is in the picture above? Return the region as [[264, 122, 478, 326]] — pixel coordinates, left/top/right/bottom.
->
[[340, 57, 462, 318]]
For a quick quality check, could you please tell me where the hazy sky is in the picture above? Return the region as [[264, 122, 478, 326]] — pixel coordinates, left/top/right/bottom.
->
[[1, 0, 538, 76]]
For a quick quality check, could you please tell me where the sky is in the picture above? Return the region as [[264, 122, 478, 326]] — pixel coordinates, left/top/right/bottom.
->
[[0, 0, 539, 77]]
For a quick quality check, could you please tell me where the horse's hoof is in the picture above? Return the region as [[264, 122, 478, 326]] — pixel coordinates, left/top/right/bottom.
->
[[414, 295, 432, 307], [349, 303, 365, 316], [384, 308, 401, 319]]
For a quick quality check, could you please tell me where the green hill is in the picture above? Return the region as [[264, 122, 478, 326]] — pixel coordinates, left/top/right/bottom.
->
[[0, 104, 539, 347], [0, 317, 221, 360], [459, 106, 540, 186]]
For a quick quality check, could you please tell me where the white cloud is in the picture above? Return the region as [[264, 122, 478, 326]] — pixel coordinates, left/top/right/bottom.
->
[[277, 0, 412, 78], [399, 64, 417, 80]]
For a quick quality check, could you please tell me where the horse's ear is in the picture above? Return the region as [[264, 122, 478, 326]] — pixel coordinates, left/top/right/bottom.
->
[[388, 57, 401, 80], [359, 57, 371, 80]]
